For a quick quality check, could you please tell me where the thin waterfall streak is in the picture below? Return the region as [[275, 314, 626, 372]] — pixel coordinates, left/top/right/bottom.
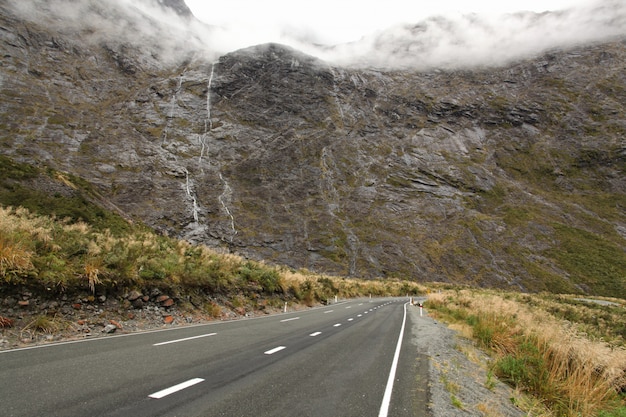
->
[[218, 172, 237, 241], [199, 63, 216, 172], [162, 72, 185, 145], [207, 62, 215, 131], [184, 168, 199, 223]]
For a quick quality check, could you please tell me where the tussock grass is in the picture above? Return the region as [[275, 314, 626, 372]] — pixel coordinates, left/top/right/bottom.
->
[[0, 206, 422, 307], [426, 288, 626, 416]]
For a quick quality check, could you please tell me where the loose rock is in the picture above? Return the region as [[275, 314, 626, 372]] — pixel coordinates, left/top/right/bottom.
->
[[102, 324, 117, 334]]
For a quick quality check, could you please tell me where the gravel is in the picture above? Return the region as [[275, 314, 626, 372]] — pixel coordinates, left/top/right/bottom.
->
[[408, 305, 525, 417]]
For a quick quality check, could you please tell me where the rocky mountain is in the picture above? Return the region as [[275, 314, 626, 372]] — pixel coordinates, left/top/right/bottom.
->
[[0, 0, 625, 297]]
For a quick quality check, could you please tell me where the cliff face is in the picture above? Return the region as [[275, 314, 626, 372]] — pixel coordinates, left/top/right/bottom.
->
[[1, 1, 625, 296]]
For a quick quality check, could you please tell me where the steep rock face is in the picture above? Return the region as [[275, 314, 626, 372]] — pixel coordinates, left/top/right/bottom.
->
[[0, 2, 624, 296]]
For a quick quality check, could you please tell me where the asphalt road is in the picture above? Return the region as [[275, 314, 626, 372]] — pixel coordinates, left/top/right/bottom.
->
[[0, 297, 429, 417]]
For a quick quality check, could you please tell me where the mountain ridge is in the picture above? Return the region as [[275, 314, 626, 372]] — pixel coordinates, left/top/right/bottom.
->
[[0, 1, 624, 297]]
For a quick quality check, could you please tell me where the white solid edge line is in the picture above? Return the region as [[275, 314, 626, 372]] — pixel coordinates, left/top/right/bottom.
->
[[149, 378, 204, 399], [153, 333, 216, 346], [378, 302, 408, 417], [264, 346, 286, 355]]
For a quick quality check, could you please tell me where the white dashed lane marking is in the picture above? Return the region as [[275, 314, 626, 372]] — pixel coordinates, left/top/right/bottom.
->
[[264, 346, 286, 355], [149, 378, 204, 399], [153, 333, 217, 346]]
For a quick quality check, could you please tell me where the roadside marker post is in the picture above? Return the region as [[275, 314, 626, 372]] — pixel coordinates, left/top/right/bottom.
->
[[284, 302, 287, 313]]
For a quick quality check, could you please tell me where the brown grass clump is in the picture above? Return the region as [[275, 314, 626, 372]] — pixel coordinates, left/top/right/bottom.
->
[[0, 207, 37, 279], [0, 316, 14, 328], [426, 288, 626, 417]]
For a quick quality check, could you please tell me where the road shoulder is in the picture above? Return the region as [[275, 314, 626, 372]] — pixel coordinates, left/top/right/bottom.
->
[[407, 304, 525, 417]]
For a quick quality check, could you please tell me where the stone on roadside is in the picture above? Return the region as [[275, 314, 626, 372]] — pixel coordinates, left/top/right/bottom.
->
[[102, 324, 117, 334], [156, 295, 170, 303], [163, 315, 174, 324], [127, 290, 142, 301]]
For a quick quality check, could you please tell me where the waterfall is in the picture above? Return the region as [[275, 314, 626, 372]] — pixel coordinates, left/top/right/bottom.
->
[[207, 62, 215, 132], [198, 62, 215, 171], [218, 172, 237, 242], [162, 71, 185, 145], [184, 168, 199, 223]]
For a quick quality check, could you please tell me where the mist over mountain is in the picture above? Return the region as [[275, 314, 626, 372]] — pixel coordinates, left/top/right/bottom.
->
[[0, 0, 624, 297], [5, 0, 626, 69]]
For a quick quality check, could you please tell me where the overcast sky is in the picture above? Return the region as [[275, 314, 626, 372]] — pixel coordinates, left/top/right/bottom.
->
[[185, 0, 594, 45]]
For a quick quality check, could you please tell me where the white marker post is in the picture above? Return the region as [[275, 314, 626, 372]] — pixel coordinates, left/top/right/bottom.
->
[[284, 302, 287, 313], [419, 303, 423, 317]]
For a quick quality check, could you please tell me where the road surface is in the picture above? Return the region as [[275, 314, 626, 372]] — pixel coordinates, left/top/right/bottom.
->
[[0, 297, 429, 416]]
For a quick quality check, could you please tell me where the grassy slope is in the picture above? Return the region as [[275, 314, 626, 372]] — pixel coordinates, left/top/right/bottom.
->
[[426, 287, 626, 417], [0, 156, 421, 306]]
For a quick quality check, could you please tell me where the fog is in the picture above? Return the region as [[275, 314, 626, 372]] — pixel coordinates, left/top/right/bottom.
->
[[6, 0, 626, 69]]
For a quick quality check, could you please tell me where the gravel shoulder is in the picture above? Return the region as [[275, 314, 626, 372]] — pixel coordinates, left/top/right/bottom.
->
[[407, 304, 526, 417]]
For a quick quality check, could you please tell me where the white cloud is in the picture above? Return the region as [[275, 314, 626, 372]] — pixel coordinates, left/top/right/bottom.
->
[[186, 0, 595, 44], [187, 0, 626, 68], [6, 0, 626, 69]]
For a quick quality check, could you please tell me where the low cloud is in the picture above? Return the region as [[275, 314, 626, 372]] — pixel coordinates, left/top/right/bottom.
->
[[313, 0, 626, 69], [7, 0, 219, 63], [6, 0, 626, 70]]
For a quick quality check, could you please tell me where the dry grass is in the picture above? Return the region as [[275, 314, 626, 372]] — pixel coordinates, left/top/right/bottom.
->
[[426, 288, 626, 416], [0, 204, 423, 307]]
